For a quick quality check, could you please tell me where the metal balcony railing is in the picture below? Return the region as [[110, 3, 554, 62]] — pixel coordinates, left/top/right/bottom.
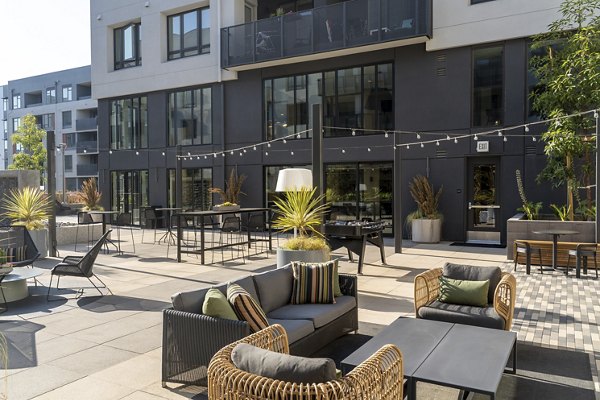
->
[[221, 0, 431, 68], [76, 141, 98, 154], [77, 164, 98, 176]]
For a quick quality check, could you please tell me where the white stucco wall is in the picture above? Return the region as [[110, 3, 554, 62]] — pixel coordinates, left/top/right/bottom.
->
[[428, 0, 563, 51]]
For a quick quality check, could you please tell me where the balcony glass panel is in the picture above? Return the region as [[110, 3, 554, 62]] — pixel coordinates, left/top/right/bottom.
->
[[222, 0, 432, 68]]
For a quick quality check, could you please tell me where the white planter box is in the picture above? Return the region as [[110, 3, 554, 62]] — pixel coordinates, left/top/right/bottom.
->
[[56, 225, 105, 246], [29, 229, 48, 259], [276, 248, 330, 268]]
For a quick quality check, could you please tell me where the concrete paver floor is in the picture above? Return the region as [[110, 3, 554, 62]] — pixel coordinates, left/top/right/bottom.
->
[[0, 228, 598, 399]]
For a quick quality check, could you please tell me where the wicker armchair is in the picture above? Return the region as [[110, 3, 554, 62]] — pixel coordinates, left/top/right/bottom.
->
[[208, 324, 403, 400], [414, 267, 516, 331]]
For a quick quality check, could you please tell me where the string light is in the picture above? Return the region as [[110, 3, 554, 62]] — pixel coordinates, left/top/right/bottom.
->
[[230, 151, 234, 155], [446, 135, 451, 141], [367, 147, 371, 152], [341, 149, 346, 153], [454, 138, 458, 144], [135, 151, 139, 156], [187, 152, 191, 156], [497, 130, 502, 136], [204, 155, 207, 159], [213, 153, 217, 158], [352, 130, 356, 136], [83, 149, 87, 153], [406, 145, 410, 149], [243, 149, 247, 153], [436, 141, 440, 146], [197, 156, 200, 160], [384, 131, 389, 138], [296, 133, 301, 139], [524, 125, 530, 133], [162, 152, 165, 156], [474, 135, 478, 141], [109, 150, 112, 154], [532, 136, 537, 142], [253, 146, 257, 151], [283, 139, 287, 144], [222, 153, 225, 157], [267, 143, 271, 148], [503, 136, 508, 142], [594, 110, 599, 119], [420, 143, 424, 148], [290, 151, 294, 156], [416, 133, 421, 139]]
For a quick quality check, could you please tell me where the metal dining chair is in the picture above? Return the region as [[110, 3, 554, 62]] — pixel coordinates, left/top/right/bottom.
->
[[75, 212, 98, 252], [566, 243, 598, 278], [113, 212, 136, 254], [212, 216, 246, 265], [514, 240, 543, 274]]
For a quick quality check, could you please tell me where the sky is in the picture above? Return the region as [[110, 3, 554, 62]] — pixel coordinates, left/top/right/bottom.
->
[[0, 0, 91, 85]]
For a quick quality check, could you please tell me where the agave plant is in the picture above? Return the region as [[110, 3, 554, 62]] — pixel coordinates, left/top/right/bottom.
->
[[78, 178, 103, 211], [1, 187, 51, 230], [272, 187, 330, 238]]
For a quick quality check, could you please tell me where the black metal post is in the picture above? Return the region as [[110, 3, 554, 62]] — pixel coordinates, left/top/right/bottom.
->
[[176, 145, 182, 209], [394, 132, 402, 253], [47, 131, 57, 257], [312, 104, 324, 232]]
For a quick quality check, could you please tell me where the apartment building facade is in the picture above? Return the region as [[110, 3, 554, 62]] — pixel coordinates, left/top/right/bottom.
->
[[2, 66, 98, 192], [91, 0, 565, 244]]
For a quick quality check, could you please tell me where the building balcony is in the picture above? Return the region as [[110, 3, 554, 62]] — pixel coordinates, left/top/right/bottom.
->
[[76, 141, 98, 154], [77, 163, 98, 176], [221, 0, 431, 70], [76, 117, 97, 131]]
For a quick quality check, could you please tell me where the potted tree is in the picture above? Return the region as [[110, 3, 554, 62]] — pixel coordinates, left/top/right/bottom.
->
[[209, 170, 246, 212], [1, 186, 52, 258], [408, 175, 443, 243], [272, 187, 331, 268]]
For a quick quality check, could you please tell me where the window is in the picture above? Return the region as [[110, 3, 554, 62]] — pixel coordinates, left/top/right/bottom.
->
[[12, 94, 21, 109], [12, 117, 21, 132], [264, 63, 393, 139], [62, 111, 72, 129], [111, 170, 149, 225], [110, 96, 148, 149], [64, 155, 73, 171], [472, 46, 503, 127], [2, 98, 7, 112], [46, 88, 56, 104], [168, 168, 213, 210], [63, 133, 76, 147], [2, 120, 7, 138], [37, 114, 55, 130], [114, 23, 142, 70], [265, 165, 311, 208], [168, 87, 212, 146], [167, 7, 210, 60], [527, 39, 562, 121], [62, 85, 72, 101]]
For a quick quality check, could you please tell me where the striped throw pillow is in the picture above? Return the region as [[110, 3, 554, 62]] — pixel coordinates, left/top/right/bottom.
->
[[227, 284, 269, 333], [291, 261, 336, 305], [5, 246, 27, 262]]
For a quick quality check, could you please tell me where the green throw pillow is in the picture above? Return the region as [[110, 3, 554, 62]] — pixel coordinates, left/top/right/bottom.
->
[[202, 288, 238, 320], [438, 276, 489, 307]]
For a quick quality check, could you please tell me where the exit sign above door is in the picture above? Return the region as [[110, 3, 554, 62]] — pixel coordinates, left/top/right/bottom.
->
[[476, 141, 489, 153]]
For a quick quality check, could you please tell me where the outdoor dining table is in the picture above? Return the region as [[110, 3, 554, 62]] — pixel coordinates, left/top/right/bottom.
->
[[87, 210, 120, 253], [532, 229, 579, 270], [175, 208, 272, 264]]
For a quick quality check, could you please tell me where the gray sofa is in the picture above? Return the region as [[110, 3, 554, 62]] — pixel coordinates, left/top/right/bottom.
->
[[162, 264, 358, 386]]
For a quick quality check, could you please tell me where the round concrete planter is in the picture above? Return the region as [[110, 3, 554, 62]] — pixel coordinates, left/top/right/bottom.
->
[[276, 247, 330, 268], [213, 205, 240, 212], [411, 218, 442, 243]]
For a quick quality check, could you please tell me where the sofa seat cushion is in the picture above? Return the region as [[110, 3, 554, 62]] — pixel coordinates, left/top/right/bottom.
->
[[267, 295, 356, 329], [253, 266, 293, 314], [418, 300, 505, 330], [267, 318, 314, 344]]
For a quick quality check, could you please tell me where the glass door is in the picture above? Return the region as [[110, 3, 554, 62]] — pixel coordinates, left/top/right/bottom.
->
[[111, 170, 149, 225], [467, 158, 500, 243]]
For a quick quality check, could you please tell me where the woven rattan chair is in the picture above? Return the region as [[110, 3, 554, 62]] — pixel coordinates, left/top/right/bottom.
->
[[208, 324, 403, 400], [414, 266, 517, 331]]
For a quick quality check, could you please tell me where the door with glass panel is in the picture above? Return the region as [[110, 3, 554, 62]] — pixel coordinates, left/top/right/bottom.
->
[[466, 158, 501, 243], [111, 170, 149, 225]]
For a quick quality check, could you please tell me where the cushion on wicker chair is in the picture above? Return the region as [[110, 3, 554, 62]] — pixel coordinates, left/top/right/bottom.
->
[[418, 300, 505, 330], [231, 343, 337, 384], [202, 288, 238, 320], [291, 261, 336, 305], [227, 284, 269, 333], [442, 263, 502, 304], [438, 276, 489, 307], [3, 246, 27, 262]]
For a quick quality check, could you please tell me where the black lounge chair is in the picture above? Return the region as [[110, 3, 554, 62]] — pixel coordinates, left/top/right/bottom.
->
[[47, 230, 113, 300]]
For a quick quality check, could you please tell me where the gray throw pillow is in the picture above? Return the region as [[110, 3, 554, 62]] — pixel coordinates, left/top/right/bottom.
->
[[231, 343, 337, 384]]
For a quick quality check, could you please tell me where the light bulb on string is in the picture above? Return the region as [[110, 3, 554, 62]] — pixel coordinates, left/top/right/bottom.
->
[[497, 130, 502, 136], [136, 151, 139, 156], [109, 150, 113, 154], [296, 134, 301, 139], [352, 130, 356, 136], [503, 136, 508, 142], [532, 136, 537, 142], [384, 131, 389, 138], [283, 139, 287, 144], [267, 143, 271, 148], [162, 152, 165, 156], [197, 156, 200, 160], [240, 152, 243, 156], [446, 135, 451, 141], [213, 153, 217, 158], [222, 153, 225, 157], [83, 149, 87, 153], [474, 135, 478, 141], [253, 146, 257, 151], [243, 149, 247, 153], [265, 151, 269, 156], [594, 110, 599, 119], [341, 149, 346, 153], [187, 152, 191, 156], [524, 125, 530, 133], [230, 151, 234, 155], [454, 138, 458, 144], [436, 140, 440, 146], [420, 143, 424, 148], [204, 155, 207, 159], [416, 133, 421, 139], [290, 151, 294, 156], [406, 145, 410, 149], [367, 147, 371, 152]]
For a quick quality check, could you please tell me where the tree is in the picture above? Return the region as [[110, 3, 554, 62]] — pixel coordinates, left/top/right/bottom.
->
[[9, 114, 47, 182], [530, 0, 600, 220]]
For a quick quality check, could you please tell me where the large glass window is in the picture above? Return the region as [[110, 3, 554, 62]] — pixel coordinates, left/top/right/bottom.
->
[[110, 96, 148, 149], [114, 23, 142, 70], [37, 114, 54, 130], [12, 94, 21, 110], [472, 46, 503, 127], [111, 170, 149, 225], [62, 85, 73, 101], [12, 118, 21, 132], [168, 87, 212, 146], [167, 8, 210, 60], [325, 162, 393, 234], [168, 168, 213, 210], [62, 111, 72, 129], [46, 88, 56, 104], [264, 165, 311, 208], [264, 63, 393, 139]]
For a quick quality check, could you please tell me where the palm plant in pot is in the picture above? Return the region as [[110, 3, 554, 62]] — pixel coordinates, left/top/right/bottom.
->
[[1, 186, 52, 258], [78, 178, 103, 211], [272, 187, 331, 268], [408, 175, 443, 243]]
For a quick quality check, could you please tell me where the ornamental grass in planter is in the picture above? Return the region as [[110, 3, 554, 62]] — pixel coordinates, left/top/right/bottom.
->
[[408, 175, 443, 243]]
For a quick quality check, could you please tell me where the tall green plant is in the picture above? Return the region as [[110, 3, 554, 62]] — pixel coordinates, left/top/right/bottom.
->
[[78, 178, 103, 211], [1, 187, 51, 230], [408, 175, 442, 219], [530, 0, 600, 220], [272, 188, 330, 238], [9, 114, 47, 183]]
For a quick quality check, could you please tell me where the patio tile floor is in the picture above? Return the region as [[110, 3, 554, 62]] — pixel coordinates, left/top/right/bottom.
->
[[0, 228, 598, 399]]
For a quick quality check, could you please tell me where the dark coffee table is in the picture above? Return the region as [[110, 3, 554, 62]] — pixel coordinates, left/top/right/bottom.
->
[[341, 318, 516, 400]]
